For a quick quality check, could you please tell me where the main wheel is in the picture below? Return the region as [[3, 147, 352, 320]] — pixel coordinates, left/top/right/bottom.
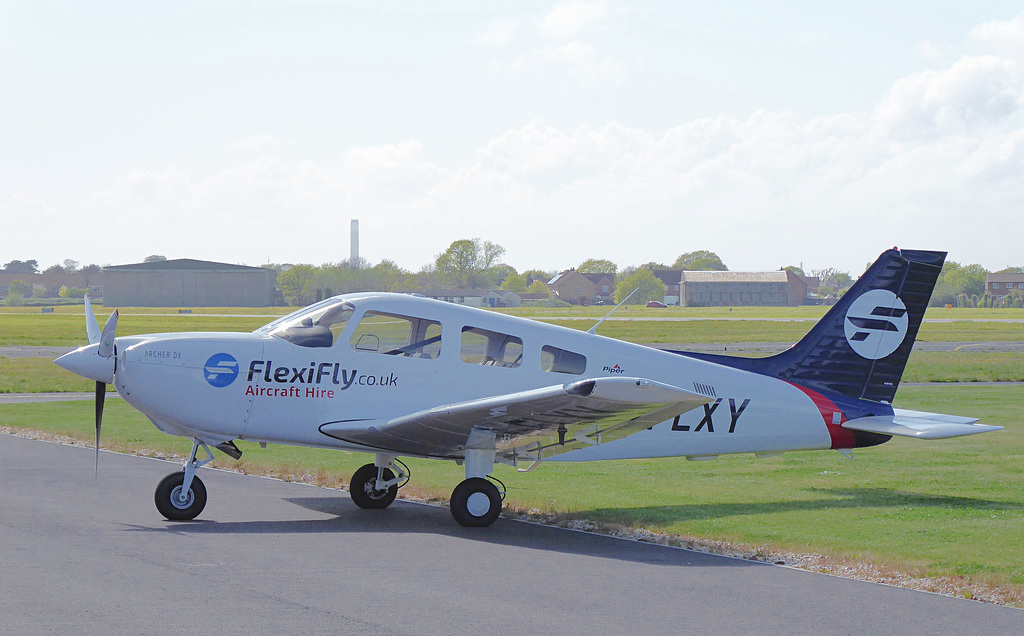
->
[[155, 472, 207, 521], [449, 478, 502, 527], [350, 464, 397, 509]]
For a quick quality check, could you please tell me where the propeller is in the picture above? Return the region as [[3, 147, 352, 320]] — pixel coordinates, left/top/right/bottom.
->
[[93, 307, 118, 475], [55, 295, 119, 475]]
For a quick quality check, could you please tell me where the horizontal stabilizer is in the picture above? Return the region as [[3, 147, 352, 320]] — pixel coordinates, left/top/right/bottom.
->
[[842, 409, 1002, 439]]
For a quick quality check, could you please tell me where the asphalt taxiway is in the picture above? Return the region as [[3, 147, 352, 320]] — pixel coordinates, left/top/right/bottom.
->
[[2, 434, 1021, 635]]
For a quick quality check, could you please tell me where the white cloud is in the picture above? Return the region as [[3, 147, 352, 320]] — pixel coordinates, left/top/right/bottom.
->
[[475, 1, 627, 87], [914, 38, 947, 65], [969, 12, 1024, 60], [874, 55, 1023, 141], [473, 18, 521, 48], [537, 1, 612, 40], [20, 11, 1024, 275]]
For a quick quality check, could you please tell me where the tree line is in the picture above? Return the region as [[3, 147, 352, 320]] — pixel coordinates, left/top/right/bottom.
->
[[5, 246, 1021, 308]]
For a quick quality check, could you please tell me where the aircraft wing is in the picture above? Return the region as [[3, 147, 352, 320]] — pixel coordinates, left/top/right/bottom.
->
[[842, 408, 1002, 439], [319, 377, 711, 461]]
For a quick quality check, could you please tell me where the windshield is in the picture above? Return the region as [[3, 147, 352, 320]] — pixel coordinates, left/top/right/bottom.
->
[[265, 299, 355, 348]]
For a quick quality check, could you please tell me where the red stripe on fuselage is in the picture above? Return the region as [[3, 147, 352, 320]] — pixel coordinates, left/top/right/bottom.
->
[[786, 382, 854, 449]]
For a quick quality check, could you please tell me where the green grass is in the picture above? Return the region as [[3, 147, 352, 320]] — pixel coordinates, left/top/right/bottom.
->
[[5, 307, 1021, 347], [1, 385, 1021, 592], [904, 352, 1024, 383], [0, 357, 103, 393]]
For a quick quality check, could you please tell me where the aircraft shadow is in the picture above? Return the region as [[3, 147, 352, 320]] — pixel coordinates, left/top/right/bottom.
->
[[123, 486, 1021, 566], [121, 496, 748, 568]]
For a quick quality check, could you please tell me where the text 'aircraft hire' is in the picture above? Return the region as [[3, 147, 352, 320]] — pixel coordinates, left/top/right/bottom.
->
[[55, 248, 1000, 527]]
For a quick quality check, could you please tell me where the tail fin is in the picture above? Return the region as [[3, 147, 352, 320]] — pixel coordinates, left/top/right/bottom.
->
[[674, 248, 946, 403]]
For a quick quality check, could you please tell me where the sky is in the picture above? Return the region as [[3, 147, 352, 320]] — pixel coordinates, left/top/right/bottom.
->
[[2, 1, 1023, 276]]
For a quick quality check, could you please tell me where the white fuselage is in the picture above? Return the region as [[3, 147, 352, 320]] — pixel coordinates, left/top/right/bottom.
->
[[113, 293, 834, 461]]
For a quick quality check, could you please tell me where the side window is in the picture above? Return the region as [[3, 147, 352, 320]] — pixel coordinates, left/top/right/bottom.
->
[[461, 327, 523, 368], [541, 345, 586, 375], [349, 311, 442, 359]]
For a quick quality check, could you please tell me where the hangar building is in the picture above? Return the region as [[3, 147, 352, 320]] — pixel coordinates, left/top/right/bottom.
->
[[103, 259, 277, 307], [678, 270, 808, 307]]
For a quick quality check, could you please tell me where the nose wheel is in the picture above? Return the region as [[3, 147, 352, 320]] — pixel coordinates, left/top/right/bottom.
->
[[155, 472, 207, 521], [155, 438, 213, 521], [349, 463, 398, 509]]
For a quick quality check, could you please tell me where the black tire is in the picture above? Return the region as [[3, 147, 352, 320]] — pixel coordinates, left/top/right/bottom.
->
[[349, 464, 397, 509], [449, 478, 502, 527], [155, 472, 207, 521]]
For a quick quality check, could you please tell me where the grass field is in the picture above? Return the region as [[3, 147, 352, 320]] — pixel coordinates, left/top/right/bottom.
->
[[2, 304, 1022, 347]]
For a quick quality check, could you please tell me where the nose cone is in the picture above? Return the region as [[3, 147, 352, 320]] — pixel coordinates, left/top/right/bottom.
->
[[55, 344, 115, 384]]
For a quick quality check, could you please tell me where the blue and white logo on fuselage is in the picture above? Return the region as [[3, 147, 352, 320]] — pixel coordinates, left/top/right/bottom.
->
[[204, 353, 239, 387]]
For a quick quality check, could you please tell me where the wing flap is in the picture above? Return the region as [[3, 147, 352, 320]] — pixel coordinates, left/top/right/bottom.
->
[[320, 377, 710, 458], [842, 408, 1002, 439]]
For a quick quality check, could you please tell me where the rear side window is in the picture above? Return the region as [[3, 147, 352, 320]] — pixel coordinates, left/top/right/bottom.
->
[[349, 311, 442, 359], [460, 327, 523, 368], [541, 345, 586, 375]]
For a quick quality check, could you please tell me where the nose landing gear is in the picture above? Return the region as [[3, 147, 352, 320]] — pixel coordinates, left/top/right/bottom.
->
[[155, 439, 213, 521]]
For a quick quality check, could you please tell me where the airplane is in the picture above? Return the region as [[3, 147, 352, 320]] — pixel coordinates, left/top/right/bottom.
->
[[55, 248, 1001, 527]]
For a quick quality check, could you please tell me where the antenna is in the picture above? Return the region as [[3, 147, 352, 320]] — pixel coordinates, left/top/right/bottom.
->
[[587, 288, 638, 335]]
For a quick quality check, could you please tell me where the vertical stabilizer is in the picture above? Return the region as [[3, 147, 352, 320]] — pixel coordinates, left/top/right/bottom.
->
[[673, 249, 946, 403]]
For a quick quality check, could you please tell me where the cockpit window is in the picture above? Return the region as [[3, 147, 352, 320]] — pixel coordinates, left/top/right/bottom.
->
[[268, 300, 354, 348], [349, 311, 442, 359]]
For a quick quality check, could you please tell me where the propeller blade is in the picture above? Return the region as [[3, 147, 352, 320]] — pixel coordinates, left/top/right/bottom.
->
[[95, 380, 106, 477], [98, 309, 119, 358], [85, 294, 101, 345]]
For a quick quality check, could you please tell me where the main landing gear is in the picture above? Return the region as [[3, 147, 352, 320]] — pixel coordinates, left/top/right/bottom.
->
[[448, 428, 505, 527], [155, 439, 213, 521], [349, 434, 506, 528]]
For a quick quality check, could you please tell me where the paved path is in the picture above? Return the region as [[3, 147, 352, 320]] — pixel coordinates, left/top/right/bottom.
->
[[2, 434, 1021, 635]]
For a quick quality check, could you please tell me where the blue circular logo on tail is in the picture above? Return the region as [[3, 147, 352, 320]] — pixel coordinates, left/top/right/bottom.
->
[[844, 290, 909, 360], [204, 353, 239, 387]]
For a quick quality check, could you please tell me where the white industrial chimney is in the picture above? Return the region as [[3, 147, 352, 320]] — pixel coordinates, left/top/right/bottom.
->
[[350, 219, 359, 266]]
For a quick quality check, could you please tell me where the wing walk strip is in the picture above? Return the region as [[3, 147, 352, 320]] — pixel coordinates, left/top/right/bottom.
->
[[319, 377, 711, 460]]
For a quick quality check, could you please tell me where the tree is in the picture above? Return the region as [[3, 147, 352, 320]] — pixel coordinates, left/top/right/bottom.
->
[[500, 273, 528, 292], [672, 251, 727, 271], [487, 263, 517, 288], [2, 259, 38, 273], [940, 262, 987, 298], [522, 269, 553, 286], [639, 261, 668, 271], [144, 255, 168, 263], [577, 259, 617, 274], [783, 265, 805, 276], [62, 259, 79, 273], [434, 238, 506, 289], [9, 280, 29, 296], [79, 264, 102, 274], [614, 269, 665, 305], [43, 264, 65, 275], [996, 266, 1024, 274], [277, 264, 316, 305], [368, 259, 407, 292], [526, 280, 551, 298]]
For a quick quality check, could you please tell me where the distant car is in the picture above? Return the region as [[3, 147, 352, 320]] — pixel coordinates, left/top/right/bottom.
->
[[646, 301, 667, 308]]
